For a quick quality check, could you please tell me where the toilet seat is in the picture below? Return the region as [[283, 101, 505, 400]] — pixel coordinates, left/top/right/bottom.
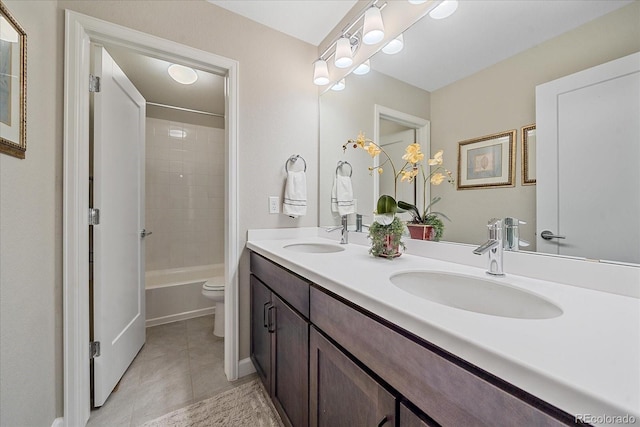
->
[[203, 278, 225, 291]]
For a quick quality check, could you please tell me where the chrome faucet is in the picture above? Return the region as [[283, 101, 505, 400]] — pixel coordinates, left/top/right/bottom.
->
[[473, 218, 505, 276], [355, 214, 370, 233], [326, 215, 349, 244]]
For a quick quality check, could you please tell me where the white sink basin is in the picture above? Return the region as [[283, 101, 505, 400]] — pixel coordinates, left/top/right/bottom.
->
[[390, 271, 562, 319], [283, 243, 345, 253]]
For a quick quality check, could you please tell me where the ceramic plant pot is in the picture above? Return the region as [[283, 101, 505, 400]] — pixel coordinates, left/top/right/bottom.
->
[[407, 223, 435, 241]]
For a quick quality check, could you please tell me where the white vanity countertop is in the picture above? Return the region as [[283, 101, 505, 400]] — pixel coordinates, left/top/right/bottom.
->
[[246, 229, 640, 425]]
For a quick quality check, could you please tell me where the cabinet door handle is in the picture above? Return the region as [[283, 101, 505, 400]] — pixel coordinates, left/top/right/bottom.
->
[[267, 305, 276, 333], [376, 415, 389, 427], [263, 302, 272, 328]]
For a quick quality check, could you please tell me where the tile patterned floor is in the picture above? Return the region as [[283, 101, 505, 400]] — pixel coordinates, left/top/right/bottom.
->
[[87, 315, 255, 427]]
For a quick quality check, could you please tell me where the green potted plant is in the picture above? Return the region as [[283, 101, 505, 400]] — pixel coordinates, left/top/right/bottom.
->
[[397, 149, 454, 241], [369, 195, 405, 258], [343, 131, 419, 259], [398, 197, 449, 241]]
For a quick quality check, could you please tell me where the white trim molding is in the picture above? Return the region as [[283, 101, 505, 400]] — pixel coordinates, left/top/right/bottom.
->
[[63, 10, 239, 427]]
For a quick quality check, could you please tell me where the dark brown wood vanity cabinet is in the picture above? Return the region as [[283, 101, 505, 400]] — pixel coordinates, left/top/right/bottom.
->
[[309, 326, 396, 427], [250, 251, 580, 427], [250, 252, 310, 427]]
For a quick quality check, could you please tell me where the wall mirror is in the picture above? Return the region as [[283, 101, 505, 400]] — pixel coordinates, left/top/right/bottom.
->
[[318, 0, 640, 265]]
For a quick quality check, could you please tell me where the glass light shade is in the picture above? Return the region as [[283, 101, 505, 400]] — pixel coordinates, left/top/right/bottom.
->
[[167, 64, 198, 85], [353, 60, 371, 75], [382, 34, 404, 55], [362, 7, 384, 45], [331, 79, 346, 91], [313, 59, 330, 85], [335, 37, 353, 68], [429, 0, 458, 19], [408, 0, 427, 4]]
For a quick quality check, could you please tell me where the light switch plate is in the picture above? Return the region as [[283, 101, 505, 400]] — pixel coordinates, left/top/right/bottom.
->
[[269, 196, 280, 214]]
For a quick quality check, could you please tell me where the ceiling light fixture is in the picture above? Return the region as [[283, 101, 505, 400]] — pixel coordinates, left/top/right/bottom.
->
[[313, 59, 330, 85], [168, 64, 198, 85], [382, 34, 404, 55], [335, 36, 354, 68], [362, 6, 385, 45], [353, 60, 371, 76], [312, 0, 388, 86], [429, 0, 458, 19], [408, 0, 426, 4], [331, 79, 346, 91]]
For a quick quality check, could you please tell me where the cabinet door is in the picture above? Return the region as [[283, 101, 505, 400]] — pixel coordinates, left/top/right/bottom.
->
[[400, 402, 439, 427], [250, 275, 272, 391], [272, 295, 309, 427], [310, 327, 395, 427]]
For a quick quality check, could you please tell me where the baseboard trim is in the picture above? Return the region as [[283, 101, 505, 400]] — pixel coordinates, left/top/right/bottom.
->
[[146, 307, 215, 327], [51, 417, 63, 427], [238, 357, 256, 378]]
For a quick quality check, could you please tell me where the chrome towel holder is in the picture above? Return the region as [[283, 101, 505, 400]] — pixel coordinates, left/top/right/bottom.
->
[[336, 160, 352, 177], [285, 155, 307, 172]]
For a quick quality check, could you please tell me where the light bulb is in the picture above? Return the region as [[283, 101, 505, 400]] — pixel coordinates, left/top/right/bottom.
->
[[429, 0, 458, 19], [353, 60, 371, 76], [382, 34, 404, 55], [331, 79, 346, 91]]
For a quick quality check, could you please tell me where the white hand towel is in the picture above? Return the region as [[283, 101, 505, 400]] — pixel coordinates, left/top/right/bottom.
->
[[283, 170, 307, 217], [332, 175, 355, 216]]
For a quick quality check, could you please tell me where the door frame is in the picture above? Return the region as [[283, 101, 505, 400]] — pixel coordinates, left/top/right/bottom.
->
[[63, 10, 240, 426]]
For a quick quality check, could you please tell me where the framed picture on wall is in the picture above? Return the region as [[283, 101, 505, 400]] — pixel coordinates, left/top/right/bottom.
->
[[457, 130, 516, 190], [521, 124, 536, 185], [0, 2, 27, 159]]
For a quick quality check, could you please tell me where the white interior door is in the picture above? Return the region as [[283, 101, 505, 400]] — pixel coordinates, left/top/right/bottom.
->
[[536, 52, 640, 264], [92, 44, 146, 407]]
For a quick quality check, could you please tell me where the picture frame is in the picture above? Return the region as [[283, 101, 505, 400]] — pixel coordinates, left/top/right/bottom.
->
[[457, 130, 516, 190], [0, 2, 27, 159], [521, 124, 536, 185]]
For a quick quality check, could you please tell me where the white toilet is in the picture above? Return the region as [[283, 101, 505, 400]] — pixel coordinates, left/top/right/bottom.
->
[[201, 277, 225, 337]]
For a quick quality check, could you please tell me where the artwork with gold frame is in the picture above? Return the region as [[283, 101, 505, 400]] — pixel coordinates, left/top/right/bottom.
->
[[522, 124, 536, 185], [0, 2, 27, 159], [457, 130, 516, 190]]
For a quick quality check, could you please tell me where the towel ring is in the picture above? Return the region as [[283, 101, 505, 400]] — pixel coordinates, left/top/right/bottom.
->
[[285, 155, 307, 172], [336, 161, 352, 177]]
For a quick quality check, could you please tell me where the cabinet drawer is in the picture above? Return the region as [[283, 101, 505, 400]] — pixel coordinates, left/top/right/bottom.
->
[[250, 252, 310, 318], [310, 286, 570, 427]]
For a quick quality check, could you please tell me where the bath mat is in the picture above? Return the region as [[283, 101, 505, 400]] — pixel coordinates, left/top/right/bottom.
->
[[139, 379, 283, 427]]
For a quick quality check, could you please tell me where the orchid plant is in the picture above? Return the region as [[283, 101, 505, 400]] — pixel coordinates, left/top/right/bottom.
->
[[344, 131, 454, 244]]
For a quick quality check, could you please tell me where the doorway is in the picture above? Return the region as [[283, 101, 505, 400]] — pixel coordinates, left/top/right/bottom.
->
[[63, 10, 240, 427]]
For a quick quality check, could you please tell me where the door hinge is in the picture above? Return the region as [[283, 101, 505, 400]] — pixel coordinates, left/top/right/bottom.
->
[[90, 341, 101, 359], [89, 74, 101, 93], [89, 208, 100, 226]]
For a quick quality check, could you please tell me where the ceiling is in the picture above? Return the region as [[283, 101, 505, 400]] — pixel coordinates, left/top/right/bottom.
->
[[104, 0, 633, 116], [207, 0, 359, 46]]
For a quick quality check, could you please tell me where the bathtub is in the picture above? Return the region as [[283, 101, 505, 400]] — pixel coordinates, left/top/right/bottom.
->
[[145, 264, 224, 327]]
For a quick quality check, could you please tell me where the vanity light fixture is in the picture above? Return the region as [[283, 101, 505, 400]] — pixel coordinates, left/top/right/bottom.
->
[[168, 64, 198, 85], [362, 6, 385, 45], [313, 59, 330, 85], [429, 0, 458, 19], [335, 36, 354, 68], [331, 79, 346, 91], [353, 59, 371, 75], [408, 0, 426, 4], [382, 34, 404, 55]]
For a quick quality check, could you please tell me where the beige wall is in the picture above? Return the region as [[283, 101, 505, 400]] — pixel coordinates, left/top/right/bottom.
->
[[430, 2, 640, 248], [0, 1, 62, 425], [1, 0, 318, 423], [319, 70, 431, 226]]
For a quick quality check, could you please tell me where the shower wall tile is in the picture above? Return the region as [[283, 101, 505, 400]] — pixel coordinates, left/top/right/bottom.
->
[[145, 117, 225, 271]]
